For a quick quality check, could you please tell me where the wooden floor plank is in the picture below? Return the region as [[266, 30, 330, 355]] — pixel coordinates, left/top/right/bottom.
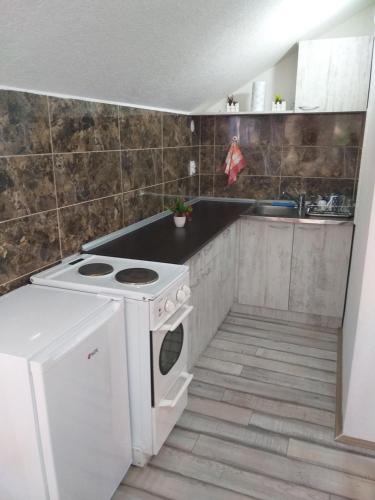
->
[[188, 379, 225, 401], [187, 395, 252, 425], [217, 330, 337, 360], [195, 355, 243, 375], [211, 337, 337, 371], [241, 365, 336, 396], [112, 484, 166, 500], [222, 389, 335, 427], [330, 495, 352, 500], [178, 410, 288, 455], [151, 446, 329, 500], [227, 313, 338, 341], [249, 411, 335, 445], [192, 434, 375, 500], [123, 465, 254, 500], [221, 322, 337, 351], [166, 428, 199, 452], [256, 346, 337, 371], [193, 367, 336, 411], [230, 305, 339, 335], [250, 409, 375, 458], [288, 439, 375, 481], [204, 345, 336, 383]]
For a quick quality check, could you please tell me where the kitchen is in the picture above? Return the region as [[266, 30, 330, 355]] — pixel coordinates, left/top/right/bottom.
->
[[1, 1, 375, 499]]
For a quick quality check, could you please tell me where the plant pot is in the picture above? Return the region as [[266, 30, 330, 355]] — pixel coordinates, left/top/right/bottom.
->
[[174, 215, 186, 228], [272, 101, 287, 112], [226, 103, 239, 112]]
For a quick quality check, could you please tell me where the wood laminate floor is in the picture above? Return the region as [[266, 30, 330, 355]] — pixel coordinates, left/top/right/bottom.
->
[[113, 310, 375, 500]]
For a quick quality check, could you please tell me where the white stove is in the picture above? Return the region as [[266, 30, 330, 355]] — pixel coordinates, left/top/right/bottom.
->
[[31, 253, 193, 465], [32, 253, 186, 299]]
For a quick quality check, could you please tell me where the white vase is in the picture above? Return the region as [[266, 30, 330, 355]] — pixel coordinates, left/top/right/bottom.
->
[[251, 81, 266, 112], [174, 216, 186, 228]]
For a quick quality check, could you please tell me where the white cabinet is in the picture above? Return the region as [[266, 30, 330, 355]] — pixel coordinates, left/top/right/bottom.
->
[[238, 220, 294, 311], [295, 36, 373, 112], [289, 224, 353, 318], [187, 224, 237, 368]]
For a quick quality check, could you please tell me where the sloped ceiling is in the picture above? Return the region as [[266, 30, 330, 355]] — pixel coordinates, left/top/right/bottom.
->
[[0, 0, 373, 113]]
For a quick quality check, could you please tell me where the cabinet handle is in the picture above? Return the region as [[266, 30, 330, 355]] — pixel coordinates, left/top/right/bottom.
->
[[204, 243, 213, 254], [268, 224, 290, 230], [297, 225, 322, 230], [298, 106, 320, 111], [190, 278, 200, 288], [202, 267, 211, 277]]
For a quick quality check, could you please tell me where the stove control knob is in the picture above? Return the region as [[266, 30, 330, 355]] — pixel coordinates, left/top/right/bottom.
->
[[164, 299, 175, 313], [176, 289, 186, 303], [182, 285, 191, 297]]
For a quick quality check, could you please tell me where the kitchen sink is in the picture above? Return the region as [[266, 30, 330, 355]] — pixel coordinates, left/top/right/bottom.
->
[[245, 204, 300, 217]]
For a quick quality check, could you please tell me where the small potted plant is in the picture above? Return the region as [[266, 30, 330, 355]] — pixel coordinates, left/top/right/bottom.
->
[[171, 197, 190, 227], [227, 95, 239, 113], [272, 94, 286, 112], [185, 204, 193, 222]]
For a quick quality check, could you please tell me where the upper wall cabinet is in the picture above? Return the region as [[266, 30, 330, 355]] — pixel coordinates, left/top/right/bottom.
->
[[295, 36, 373, 113]]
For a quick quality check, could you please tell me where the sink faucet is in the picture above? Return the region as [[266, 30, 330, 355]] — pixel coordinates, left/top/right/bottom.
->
[[282, 191, 306, 215]]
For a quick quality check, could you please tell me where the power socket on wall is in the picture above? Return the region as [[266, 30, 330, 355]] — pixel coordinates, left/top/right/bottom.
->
[[189, 160, 196, 176]]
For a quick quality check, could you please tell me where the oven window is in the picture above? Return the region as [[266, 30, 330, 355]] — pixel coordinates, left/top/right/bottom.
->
[[159, 324, 184, 375]]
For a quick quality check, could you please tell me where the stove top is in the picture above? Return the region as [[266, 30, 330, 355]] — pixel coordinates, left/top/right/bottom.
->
[[78, 263, 114, 276], [31, 254, 188, 301], [115, 268, 159, 285]]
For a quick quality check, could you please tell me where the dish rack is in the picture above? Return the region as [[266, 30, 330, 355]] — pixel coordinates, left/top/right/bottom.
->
[[306, 205, 354, 218]]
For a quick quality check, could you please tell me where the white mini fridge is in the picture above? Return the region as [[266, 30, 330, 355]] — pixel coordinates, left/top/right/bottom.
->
[[0, 285, 132, 500]]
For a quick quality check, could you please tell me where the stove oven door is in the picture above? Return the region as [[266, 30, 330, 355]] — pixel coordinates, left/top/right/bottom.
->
[[150, 304, 193, 454]]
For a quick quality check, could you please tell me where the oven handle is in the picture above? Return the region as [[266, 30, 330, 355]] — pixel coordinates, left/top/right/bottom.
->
[[159, 305, 193, 331], [159, 372, 193, 408]]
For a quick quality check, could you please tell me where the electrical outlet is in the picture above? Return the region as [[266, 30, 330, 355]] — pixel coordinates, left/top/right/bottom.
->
[[189, 160, 196, 176]]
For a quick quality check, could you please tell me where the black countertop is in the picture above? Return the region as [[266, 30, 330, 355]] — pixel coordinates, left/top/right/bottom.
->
[[87, 200, 251, 264]]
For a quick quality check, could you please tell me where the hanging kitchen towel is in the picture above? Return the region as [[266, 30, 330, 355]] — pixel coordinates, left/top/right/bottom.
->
[[224, 137, 246, 185]]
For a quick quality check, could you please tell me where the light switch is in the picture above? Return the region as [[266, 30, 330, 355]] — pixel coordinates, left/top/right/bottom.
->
[[189, 161, 196, 176], [190, 120, 195, 133]]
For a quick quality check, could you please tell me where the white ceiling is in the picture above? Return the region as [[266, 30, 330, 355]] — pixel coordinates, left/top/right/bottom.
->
[[0, 0, 373, 113]]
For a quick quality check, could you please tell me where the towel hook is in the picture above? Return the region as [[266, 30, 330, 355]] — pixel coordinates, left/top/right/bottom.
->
[[232, 136, 238, 142]]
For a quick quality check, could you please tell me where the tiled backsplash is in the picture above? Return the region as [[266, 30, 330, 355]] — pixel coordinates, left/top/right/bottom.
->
[[199, 112, 364, 200], [0, 89, 365, 295], [0, 90, 199, 294]]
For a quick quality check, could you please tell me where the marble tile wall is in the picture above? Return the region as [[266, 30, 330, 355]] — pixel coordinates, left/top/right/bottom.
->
[[0, 90, 199, 294], [199, 112, 365, 201], [0, 89, 366, 296]]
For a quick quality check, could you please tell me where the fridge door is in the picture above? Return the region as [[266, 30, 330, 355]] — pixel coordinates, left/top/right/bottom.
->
[[30, 300, 131, 500]]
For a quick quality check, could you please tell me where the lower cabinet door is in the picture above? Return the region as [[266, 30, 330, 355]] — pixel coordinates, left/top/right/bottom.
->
[[238, 220, 294, 310], [187, 252, 205, 368], [289, 223, 353, 317]]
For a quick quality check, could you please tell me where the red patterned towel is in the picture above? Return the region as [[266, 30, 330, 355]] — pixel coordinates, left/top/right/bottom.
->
[[224, 138, 246, 185]]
